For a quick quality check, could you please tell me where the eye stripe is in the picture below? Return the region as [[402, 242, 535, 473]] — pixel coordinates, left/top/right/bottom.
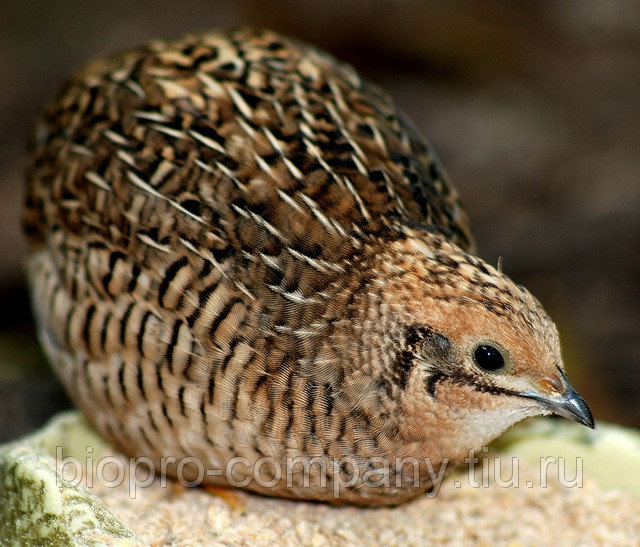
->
[[426, 369, 520, 400]]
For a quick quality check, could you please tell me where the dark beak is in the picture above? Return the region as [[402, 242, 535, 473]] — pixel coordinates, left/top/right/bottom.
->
[[519, 377, 595, 429]]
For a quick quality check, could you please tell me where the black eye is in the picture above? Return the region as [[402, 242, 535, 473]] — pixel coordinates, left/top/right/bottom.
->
[[473, 344, 505, 371]]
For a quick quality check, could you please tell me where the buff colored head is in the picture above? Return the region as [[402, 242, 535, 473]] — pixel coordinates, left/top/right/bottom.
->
[[367, 234, 593, 461]]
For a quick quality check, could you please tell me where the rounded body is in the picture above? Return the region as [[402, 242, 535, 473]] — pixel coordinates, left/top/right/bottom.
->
[[24, 29, 514, 506]]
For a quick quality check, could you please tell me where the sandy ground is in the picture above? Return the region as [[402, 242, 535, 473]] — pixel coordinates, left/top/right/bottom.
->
[[5, 411, 639, 544], [90, 454, 640, 545]]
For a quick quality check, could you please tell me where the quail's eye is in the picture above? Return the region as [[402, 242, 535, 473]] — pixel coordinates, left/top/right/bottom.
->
[[473, 344, 506, 371]]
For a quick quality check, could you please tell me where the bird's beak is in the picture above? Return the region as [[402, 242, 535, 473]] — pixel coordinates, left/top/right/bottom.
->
[[519, 372, 595, 429]]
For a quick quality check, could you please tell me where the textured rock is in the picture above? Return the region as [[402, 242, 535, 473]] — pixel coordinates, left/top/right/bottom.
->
[[0, 412, 141, 545], [495, 416, 640, 499], [2, 411, 640, 544]]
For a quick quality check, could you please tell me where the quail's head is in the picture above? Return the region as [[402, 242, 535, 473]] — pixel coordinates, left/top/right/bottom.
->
[[346, 234, 593, 466]]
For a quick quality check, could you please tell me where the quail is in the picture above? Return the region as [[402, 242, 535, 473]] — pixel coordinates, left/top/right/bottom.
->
[[24, 28, 593, 506]]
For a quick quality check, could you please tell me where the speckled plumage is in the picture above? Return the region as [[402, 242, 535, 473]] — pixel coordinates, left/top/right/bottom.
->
[[24, 28, 592, 506]]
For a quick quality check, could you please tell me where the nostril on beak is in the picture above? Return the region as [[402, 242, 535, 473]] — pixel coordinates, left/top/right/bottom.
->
[[520, 370, 595, 429], [539, 374, 565, 395]]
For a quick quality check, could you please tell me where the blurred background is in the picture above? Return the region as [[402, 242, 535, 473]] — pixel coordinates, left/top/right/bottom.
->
[[1, 1, 638, 442]]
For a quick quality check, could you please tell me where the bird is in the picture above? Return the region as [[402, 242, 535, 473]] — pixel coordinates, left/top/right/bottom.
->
[[23, 28, 593, 506]]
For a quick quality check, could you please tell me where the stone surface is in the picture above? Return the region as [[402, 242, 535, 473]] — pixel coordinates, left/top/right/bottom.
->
[[495, 417, 640, 499], [0, 412, 141, 545], [2, 411, 640, 544]]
